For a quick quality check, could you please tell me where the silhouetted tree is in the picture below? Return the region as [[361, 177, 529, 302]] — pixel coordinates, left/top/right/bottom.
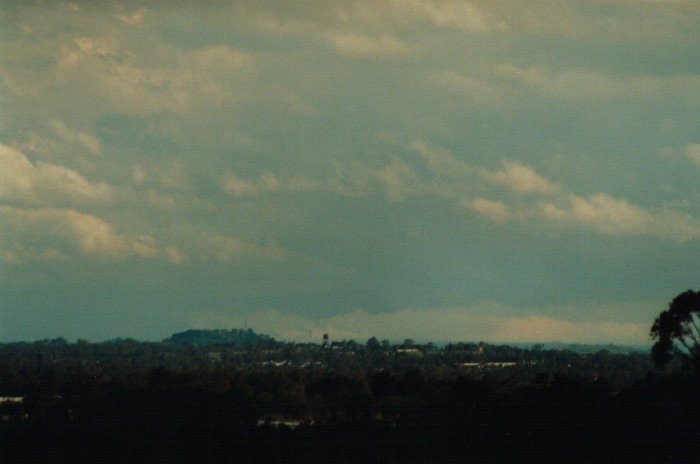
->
[[366, 337, 380, 352], [650, 289, 700, 369]]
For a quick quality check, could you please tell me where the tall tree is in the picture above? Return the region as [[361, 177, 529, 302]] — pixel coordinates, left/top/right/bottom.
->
[[650, 290, 700, 368]]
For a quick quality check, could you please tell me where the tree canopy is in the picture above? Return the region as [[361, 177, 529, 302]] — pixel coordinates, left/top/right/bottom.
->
[[650, 290, 700, 369]]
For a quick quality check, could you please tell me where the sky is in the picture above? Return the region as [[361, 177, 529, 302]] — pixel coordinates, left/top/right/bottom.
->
[[1, 1, 700, 344]]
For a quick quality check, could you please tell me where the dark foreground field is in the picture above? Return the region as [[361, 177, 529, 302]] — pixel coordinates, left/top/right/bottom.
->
[[1, 338, 698, 463]]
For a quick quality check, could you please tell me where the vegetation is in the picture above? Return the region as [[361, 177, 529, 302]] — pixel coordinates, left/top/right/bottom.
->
[[164, 328, 272, 347], [0, 327, 698, 463], [651, 289, 700, 369]]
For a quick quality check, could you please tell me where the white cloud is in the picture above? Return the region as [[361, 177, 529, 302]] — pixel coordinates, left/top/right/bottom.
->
[[481, 160, 559, 194], [433, 71, 504, 106], [405, 0, 503, 33], [155, 162, 188, 191], [198, 233, 290, 264], [222, 172, 342, 198], [495, 63, 700, 104], [685, 143, 700, 165], [0, 206, 187, 264], [132, 166, 147, 186], [146, 191, 176, 210], [0, 144, 113, 205], [540, 193, 700, 241], [118, 7, 148, 27], [366, 159, 416, 201], [495, 63, 546, 85], [57, 2, 80, 11], [221, 175, 260, 197], [51, 120, 101, 155], [251, 14, 317, 38], [491, 316, 644, 344], [164, 246, 184, 265], [412, 139, 472, 177], [186, 304, 649, 345], [464, 198, 512, 222], [55, 41, 254, 116], [186, 46, 251, 73], [132, 235, 158, 259], [541, 194, 654, 235], [325, 32, 411, 57], [0, 206, 128, 261]]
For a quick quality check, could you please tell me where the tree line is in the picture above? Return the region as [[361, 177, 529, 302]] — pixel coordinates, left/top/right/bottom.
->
[[4, 286, 700, 464]]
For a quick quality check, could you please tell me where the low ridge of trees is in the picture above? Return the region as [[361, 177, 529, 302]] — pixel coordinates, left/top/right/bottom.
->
[[164, 328, 272, 346], [1, 317, 699, 463]]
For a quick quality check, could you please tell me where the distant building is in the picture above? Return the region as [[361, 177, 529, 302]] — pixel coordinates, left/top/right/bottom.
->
[[0, 397, 23, 404], [460, 362, 517, 368]]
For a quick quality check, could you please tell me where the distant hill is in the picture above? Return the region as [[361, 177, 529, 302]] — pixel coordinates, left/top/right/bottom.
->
[[163, 328, 272, 346]]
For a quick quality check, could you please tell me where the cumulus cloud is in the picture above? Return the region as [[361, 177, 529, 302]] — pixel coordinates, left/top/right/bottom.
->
[[412, 139, 472, 177], [463, 198, 512, 222], [366, 159, 416, 201], [685, 143, 700, 165], [0, 205, 182, 263], [541, 194, 653, 235], [540, 193, 700, 241], [0, 206, 128, 261], [131, 235, 158, 259], [0, 144, 113, 205], [118, 7, 148, 26], [481, 160, 559, 194], [164, 246, 184, 265]]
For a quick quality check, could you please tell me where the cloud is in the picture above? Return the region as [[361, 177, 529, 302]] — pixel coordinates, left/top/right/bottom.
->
[[685, 143, 700, 165], [412, 139, 472, 177], [221, 172, 323, 197], [541, 193, 700, 241], [481, 160, 559, 194], [366, 159, 416, 201], [491, 316, 644, 344], [463, 198, 512, 222], [405, 0, 503, 33], [53, 40, 255, 116], [502, 0, 696, 42], [325, 32, 411, 57], [495, 63, 700, 104], [222, 175, 265, 197], [221, 161, 418, 201], [51, 120, 101, 155], [164, 246, 184, 265], [131, 235, 158, 259], [118, 7, 148, 26], [185, 304, 649, 345], [433, 71, 504, 106], [197, 233, 290, 264], [0, 206, 128, 261], [0, 144, 113, 205], [410, 140, 700, 240], [0, 206, 187, 264]]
